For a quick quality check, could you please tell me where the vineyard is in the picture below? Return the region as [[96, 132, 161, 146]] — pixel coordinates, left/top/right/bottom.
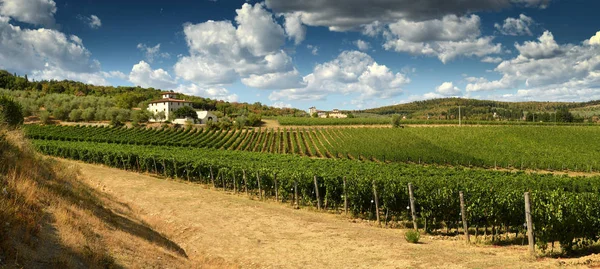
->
[[32, 139, 600, 253], [276, 117, 597, 126], [25, 124, 600, 172]]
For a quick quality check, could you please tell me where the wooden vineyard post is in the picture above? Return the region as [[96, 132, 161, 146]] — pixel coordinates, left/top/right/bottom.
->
[[373, 180, 380, 226], [294, 180, 299, 209], [233, 172, 237, 194], [221, 171, 226, 192], [256, 171, 263, 200], [274, 174, 279, 202], [524, 192, 535, 256], [243, 170, 248, 197], [343, 176, 348, 216], [210, 166, 216, 188], [408, 183, 418, 230], [459, 191, 470, 244], [313, 176, 321, 210]]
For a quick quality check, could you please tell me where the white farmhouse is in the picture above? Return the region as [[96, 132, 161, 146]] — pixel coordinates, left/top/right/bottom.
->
[[148, 91, 218, 124], [308, 106, 348, 118]]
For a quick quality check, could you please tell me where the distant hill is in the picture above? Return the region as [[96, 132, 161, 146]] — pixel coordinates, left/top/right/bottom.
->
[[359, 98, 600, 121]]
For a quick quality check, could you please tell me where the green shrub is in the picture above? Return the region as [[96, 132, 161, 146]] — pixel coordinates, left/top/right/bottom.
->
[[39, 110, 51, 124], [0, 95, 23, 128], [404, 229, 420, 243], [391, 114, 402, 128]]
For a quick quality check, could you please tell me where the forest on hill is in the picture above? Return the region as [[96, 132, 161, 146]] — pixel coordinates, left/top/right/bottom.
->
[[360, 97, 600, 122], [0, 70, 304, 126]]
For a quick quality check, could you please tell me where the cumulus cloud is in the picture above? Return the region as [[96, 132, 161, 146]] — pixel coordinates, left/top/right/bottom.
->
[[383, 15, 502, 63], [307, 44, 318, 55], [128, 61, 177, 90], [481, 56, 503, 63], [0, 16, 99, 75], [235, 3, 285, 56], [354, 39, 370, 51], [0, 0, 56, 27], [283, 12, 306, 45], [31, 64, 109, 85], [77, 14, 102, 29], [269, 50, 410, 103], [271, 102, 292, 108], [265, 0, 550, 31], [137, 43, 170, 63], [515, 30, 563, 59], [435, 82, 461, 96], [494, 14, 534, 36], [466, 31, 600, 101], [174, 3, 302, 89], [174, 84, 239, 102], [588, 31, 600, 46], [241, 69, 305, 89]]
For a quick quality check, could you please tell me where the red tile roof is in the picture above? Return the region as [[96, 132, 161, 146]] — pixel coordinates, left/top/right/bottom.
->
[[148, 98, 192, 104]]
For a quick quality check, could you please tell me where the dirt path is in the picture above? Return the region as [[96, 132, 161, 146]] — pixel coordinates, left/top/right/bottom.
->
[[67, 160, 595, 268]]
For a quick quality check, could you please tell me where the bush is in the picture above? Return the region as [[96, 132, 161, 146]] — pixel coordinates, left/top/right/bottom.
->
[[39, 110, 51, 124], [0, 95, 23, 127], [404, 229, 420, 243], [391, 114, 402, 128]]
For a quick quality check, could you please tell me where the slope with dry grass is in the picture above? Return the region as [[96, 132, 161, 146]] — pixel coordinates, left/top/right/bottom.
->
[[0, 128, 195, 268]]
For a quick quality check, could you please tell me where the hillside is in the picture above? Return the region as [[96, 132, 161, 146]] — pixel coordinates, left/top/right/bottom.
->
[[0, 127, 199, 268], [361, 97, 600, 121], [0, 70, 304, 124]]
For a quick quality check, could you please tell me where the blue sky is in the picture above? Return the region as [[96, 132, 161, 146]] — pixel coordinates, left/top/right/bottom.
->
[[1, 0, 600, 111]]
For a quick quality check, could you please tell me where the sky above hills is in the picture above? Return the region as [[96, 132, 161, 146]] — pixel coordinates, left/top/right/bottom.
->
[[1, 0, 600, 110]]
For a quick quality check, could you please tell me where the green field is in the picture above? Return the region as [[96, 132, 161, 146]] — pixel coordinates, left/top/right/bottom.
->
[[25, 124, 600, 172]]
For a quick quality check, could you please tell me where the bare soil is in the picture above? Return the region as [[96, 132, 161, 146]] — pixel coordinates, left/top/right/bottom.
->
[[63, 159, 600, 268]]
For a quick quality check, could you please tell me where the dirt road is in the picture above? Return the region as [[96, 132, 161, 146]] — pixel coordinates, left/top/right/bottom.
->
[[68, 160, 593, 268]]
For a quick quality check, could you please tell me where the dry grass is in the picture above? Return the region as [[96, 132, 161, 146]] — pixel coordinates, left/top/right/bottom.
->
[[69, 159, 600, 268], [0, 128, 201, 268]]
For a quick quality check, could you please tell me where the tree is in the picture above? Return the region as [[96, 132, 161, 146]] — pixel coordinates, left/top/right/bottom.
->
[[556, 107, 574, 122], [39, 110, 51, 124], [391, 114, 402, 128], [154, 111, 166, 121], [131, 109, 150, 125], [173, 106, 198, 120], [0, 96, 23, 128], [246, 113, 262, 127]]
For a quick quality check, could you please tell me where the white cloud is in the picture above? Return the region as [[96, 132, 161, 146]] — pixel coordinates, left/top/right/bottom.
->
[[0, 0, 56, 27], [466, 31, 600, 101], [271, 102, 292, 108], [435, 82, 461, 96], [388, 14, 481, 42], [307, 44, 318, 55], [241, 69, 305, 89], [494, 14, 534, 36], [0, 16, 99, 75], [269, 50, 410, 104], [103, 70, 127, 80], [137, 43, 170, 63], [31, 64, 109, 86], [89, 15, 102, 29], [481, 56, 503, 63], [383, 15, 502, 63], [283, 12, 306, 45], [265, 0, 551, 31], [354, 39, 370, 51], [77, 14, 102, 29], [175, 84, 239, 102], [235, 3, 285, 56], [128, 61, 177, 90], [588, 31, 600, 46], [174, 3, 301, 88], [515, 30, 563, 59]]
